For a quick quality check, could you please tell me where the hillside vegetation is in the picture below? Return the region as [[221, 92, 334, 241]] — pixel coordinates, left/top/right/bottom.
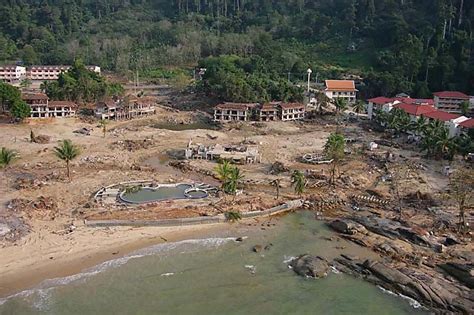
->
[[0, 0, 473, 97]]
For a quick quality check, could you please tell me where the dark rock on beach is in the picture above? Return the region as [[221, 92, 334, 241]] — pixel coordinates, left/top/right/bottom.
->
[[290, 254, 329, 279]]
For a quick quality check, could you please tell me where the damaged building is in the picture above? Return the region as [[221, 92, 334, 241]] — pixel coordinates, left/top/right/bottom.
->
[[184, 140, 261, 164]]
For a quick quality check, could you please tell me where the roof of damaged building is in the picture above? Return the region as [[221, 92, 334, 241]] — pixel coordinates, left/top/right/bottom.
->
[[215, 102, 259, 110]]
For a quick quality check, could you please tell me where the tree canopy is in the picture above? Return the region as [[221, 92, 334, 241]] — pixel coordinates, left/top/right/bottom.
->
[[0, 0, 472, 96], [41, 60, 124, 103]]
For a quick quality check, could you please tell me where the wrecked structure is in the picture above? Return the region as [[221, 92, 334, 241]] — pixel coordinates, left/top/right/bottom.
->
[[95, 97, 156, 120], [185, 140, 261, 164], [213, 102, 305, 122]]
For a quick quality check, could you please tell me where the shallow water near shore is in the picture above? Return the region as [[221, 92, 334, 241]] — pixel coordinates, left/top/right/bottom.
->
[[0, 212, 428, 314]]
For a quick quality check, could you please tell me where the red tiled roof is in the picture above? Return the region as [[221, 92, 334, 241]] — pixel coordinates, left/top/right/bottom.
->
[[48, 101, 77, 108], [433, 91, 469, 99], [367, 97, 393, 105], [395, 98, 434, 106], [393, 103, 436, 116], [421, 110, 461, 122], [215, 103, 258, 110], [459, 118, 474, 129], [325, 80, 357, 92], [279, 103, 305, 110], [22, 93, 48, 100]]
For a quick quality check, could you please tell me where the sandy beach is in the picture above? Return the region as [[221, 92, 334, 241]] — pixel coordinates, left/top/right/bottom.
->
[[0, 220, 235, 298]]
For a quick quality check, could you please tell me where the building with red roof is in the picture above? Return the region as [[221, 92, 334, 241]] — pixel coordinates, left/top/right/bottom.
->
[[324, 80, 357, 104], [393, 103, 436, 117], [421, 110, 461, 122], [433, 91, 472, 115]]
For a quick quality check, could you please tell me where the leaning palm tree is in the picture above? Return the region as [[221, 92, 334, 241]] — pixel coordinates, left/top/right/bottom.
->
[[0, 147, 18, 169], [291, 170, 306, 197], [53, 140, 80, 180], [352, 100, 366, 118], [99, 119, 109, 138]]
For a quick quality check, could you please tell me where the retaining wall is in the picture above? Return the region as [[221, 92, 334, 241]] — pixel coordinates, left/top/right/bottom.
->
[[85, 199, 303, 227]]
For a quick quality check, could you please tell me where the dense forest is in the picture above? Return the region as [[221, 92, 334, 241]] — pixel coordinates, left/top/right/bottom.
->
[[0, 0, 473, 98]]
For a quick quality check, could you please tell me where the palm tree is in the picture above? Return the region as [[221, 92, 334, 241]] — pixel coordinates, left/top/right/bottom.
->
[[53, 140, 80, 180], [334, 98, 348, 119], [410, 116, 427, 136], [291, 170, 306, 197], [228, 166, 244, 198], [324, 133, 345, 185], [459, 101, 470, 116], [215, 160, 233, 193], [315, 92, 330, 114], [352, 100, 366, 118], [0, 147, 18, 169], [99, 119, 109, 138]]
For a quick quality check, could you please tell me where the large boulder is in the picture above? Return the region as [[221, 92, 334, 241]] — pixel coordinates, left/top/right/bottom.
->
[[329, 219, 367, 235], [290, 254, 329, 278]]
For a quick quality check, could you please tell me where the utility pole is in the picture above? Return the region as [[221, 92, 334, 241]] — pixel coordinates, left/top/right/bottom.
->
[[288, 71, 291, 82]]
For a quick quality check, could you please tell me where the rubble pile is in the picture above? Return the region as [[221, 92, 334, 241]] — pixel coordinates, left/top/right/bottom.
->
[[110, 139, 154, 152], [32, 134, 51, 144], [268, 161, 289, 174], [7, 196, 58, 220]]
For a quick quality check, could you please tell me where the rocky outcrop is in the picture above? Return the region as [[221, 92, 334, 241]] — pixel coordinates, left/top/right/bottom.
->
[[329, 219, 367, 235], [438, 263, 474, 289], [332, 256, 474, 314], [290, 254, 329, 279]]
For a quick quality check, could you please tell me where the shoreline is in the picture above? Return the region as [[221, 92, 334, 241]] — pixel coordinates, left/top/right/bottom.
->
[[0, 221, 239, 299]]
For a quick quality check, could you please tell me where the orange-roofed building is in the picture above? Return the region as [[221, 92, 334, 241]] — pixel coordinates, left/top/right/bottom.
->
[[324, 80, 357, 104]]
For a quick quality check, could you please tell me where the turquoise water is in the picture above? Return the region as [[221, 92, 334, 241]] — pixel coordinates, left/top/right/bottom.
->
[[119, 184, 207, 204], [0, 212, 428, 315]]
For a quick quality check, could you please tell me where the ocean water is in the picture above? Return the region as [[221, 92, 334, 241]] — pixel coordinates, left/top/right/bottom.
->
[[0, 212, 428, 315]]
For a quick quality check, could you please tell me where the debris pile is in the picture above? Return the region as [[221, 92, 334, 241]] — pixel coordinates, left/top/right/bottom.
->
[[7, 196, 58, 220], [110, 139, 154, 151], [268, 161, 289, 174], [32, 134, 51, 144]]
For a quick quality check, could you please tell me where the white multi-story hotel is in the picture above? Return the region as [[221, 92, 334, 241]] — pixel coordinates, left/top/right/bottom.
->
[[27, 65, 101, 81], [0, 65, 26, 83], [0, 65, 101, 82]]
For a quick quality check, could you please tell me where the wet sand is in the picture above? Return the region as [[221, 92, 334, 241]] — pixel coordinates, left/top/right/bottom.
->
[[0, 221, 236, 298]]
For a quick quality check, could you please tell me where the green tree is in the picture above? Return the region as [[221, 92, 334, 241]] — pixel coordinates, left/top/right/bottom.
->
[[10, 100, 31, 121], [0, 83, 22, 113], [324, 133, 345, 185], [459, 101, 470, 116], [0, 147, 18, 168], [352, 100, 366, 117], [229, 167, 244, 195], [291, 170, 306, 196], [53, 139, 80, 180], [334, 98, 348, 119]]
